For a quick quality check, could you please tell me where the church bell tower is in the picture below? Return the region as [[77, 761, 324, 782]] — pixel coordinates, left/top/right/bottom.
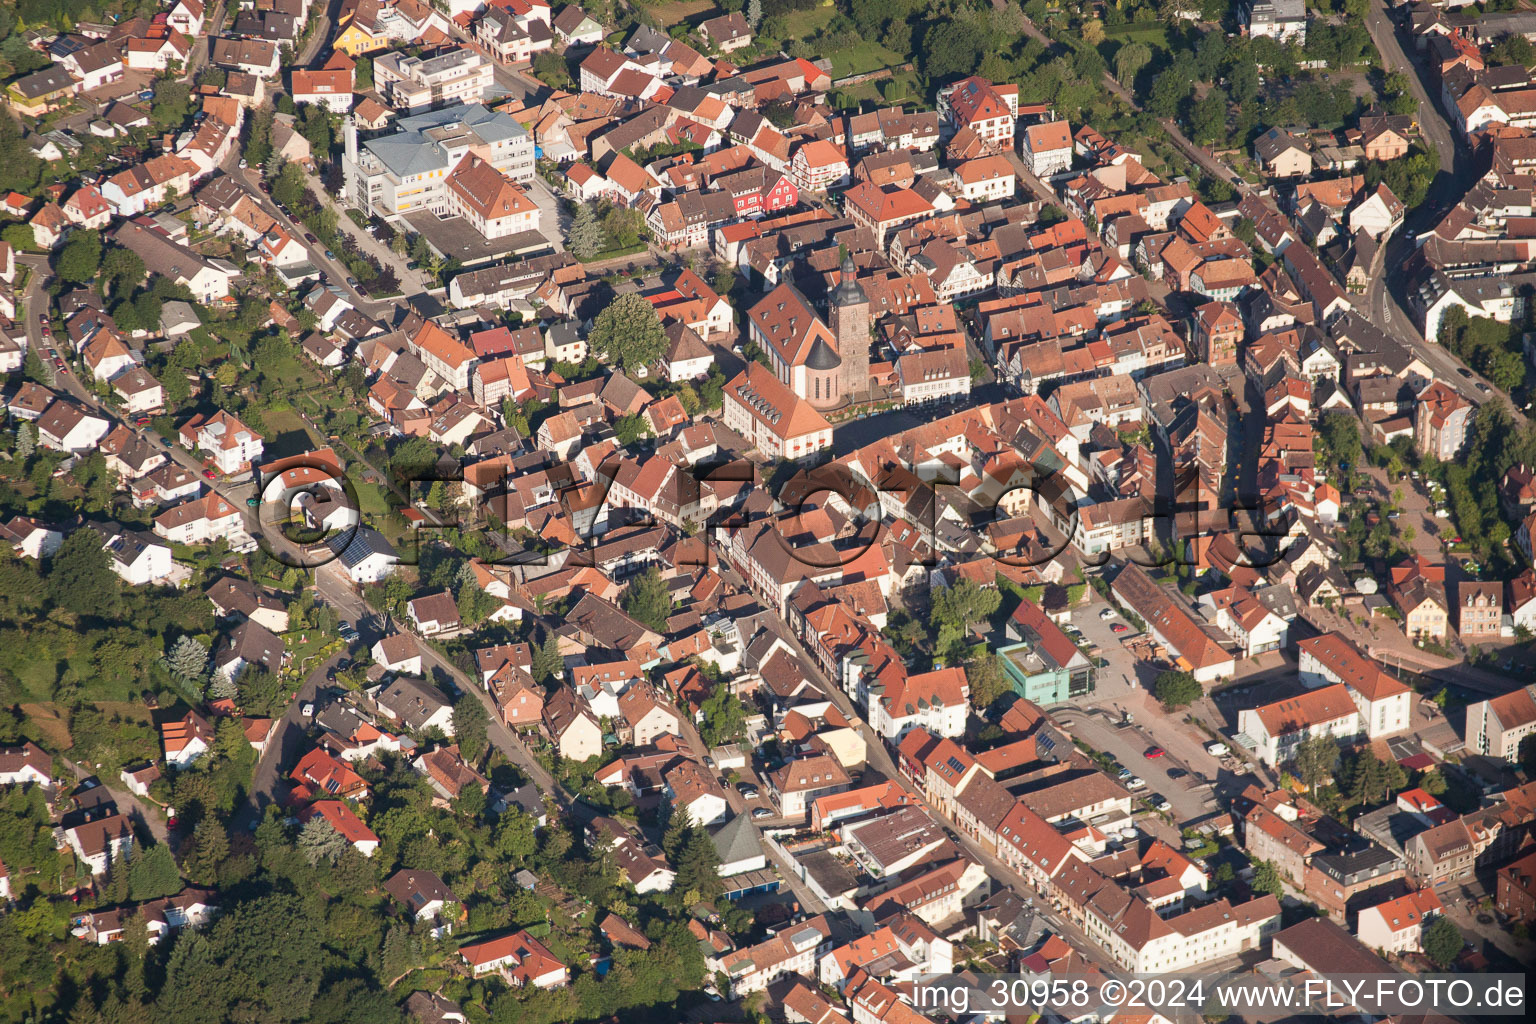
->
[[830, 253, 870, 403]]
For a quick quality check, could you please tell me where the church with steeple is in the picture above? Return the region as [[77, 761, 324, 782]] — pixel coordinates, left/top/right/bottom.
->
[[745, 254, 873, 412]]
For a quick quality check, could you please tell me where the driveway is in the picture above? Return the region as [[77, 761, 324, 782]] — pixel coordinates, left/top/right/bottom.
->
[[525, 176, 570, 249], [62, 755, 170, 845], [236, 646, 341, 829]]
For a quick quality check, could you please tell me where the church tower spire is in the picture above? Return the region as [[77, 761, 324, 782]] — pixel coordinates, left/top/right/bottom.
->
[[830, 252, 870, 403]]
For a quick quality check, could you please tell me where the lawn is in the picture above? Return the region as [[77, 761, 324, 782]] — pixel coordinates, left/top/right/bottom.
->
[[839, 68, 924, 107], [18, 703, 73, 749], [647, 0, 718, 27], [260, 407, 322, 460], [1105, 24, 1171, 52], [824, 38, 904, 78], [351, 476, 395, 519], [284, 631, 340, 677]]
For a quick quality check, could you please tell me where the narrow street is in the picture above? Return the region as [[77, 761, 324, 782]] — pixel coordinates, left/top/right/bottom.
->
[[1364, 0, 1459, 177], [230, 163, 393, 318]]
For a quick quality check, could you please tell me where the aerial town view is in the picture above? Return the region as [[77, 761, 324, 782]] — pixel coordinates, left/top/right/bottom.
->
[[0, 0, 1534, 1020]]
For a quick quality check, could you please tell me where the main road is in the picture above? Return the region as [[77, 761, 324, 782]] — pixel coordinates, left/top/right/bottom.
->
[[1360, 0, 1520, 413]]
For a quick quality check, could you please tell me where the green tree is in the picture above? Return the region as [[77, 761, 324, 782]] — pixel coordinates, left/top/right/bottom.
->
[[602, 205, 646, 248], [531, 49, 572, 89], [453, 691, 490, 764], [297, 814, 348, 865], [1190, 91, 1227, 146], [931, 578, 1002, 634], [157, 893, 325, 1024], [101, 245, 147, 298], [495, 809, 538, 862], [567, 201, 604, 259], [699, 686, 748, 746], [150, 80, 191, 129], [1115, 41, 1152, 87], [300, 105, 333, 156], [1252, 860, 1283, 897], [128, 842, 182, 901], [48, 528, 122, 617], [1422, 916, 1463, 968], [532, 630, 563, 684], [590, 293, 667, 371], [53, 229, 102, 283], [245, 108, 274, 167], [920, 21, 987, 78], [163, 635, 210, 686], [666, 822, 723, 904], [967, 653, 1012, 710], [14, 421, 34, 461], [614, 412, 652, 446], [621, 566, 672, 631], [1154, 670, 1202, 709], [1, 223, 35, 251], [1294, 733, 1340, 790]]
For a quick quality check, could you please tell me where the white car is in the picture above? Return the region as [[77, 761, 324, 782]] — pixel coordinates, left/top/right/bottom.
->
[[1126, 776, 1147, 791], [301, 703, 315, 717], [1099, 608, 1114, 620]]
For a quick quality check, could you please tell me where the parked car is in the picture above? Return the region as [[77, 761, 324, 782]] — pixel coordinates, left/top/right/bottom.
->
[[1099, 608, 1114, 620], [1144, 746, 1165, 759], [259, 181, 271, 193], [751, 807, 773, 819], [1150, 795, 1171, 811], [324, 249, 335, 261], [1167, 768, 1188, 780], [1126, 776, 1147, 791], [737, 781, 757, 796], [304, 232, 317, 243], [138, 90, 154, 101], [346, 276, 359, 289], [202, 469, 216, 480], [1110, 623, 1128, 633]]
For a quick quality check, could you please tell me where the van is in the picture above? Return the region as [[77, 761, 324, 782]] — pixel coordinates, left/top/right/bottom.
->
[[1205, 741, 1230, 757]]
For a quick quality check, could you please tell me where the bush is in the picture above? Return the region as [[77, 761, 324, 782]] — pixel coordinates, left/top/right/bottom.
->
[[1154, 670, 1202, 709]]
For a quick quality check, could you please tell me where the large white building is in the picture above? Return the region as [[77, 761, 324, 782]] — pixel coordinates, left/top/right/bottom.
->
[[342, 103, 535, 222], [1244, 0, 1306, 44], [1297, 632, 1412, 739], [1464, 684, 1536, 763], [374, 48, 495, 114], [1235, 683, 1362, 767]]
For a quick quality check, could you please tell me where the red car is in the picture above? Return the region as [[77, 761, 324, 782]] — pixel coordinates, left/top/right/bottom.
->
[[1110, 623, 1128, 633], [202, 468, 217, 480], [1144, 746, 1165, 759]]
